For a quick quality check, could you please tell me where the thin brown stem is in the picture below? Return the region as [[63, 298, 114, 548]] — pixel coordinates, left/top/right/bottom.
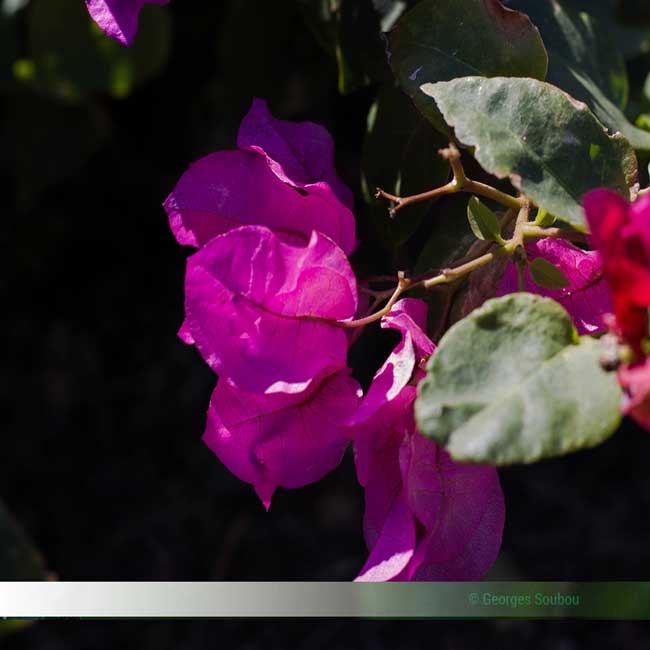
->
[[375, 143, 524, 218], [375, 182, 458, 217], [337, 275, 410, 329]]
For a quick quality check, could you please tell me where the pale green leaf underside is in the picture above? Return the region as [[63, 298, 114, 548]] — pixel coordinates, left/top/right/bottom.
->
[[415, 293, 622, 465], [421, 76, 637, 228]]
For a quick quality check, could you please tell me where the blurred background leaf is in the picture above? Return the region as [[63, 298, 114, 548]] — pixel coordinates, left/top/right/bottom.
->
[[19, 0, 172, 101]]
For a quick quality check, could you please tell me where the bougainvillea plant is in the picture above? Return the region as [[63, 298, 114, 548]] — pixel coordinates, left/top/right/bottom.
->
[[147, 0, 650, 580]]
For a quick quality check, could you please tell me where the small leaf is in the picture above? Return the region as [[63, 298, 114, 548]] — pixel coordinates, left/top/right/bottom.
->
[[467, 196, 502, 242], [528, 257, 571, 289], [415, 293, 622, 465], [387, 0, 548, 133], [421, 76, 637, 229], [534, 208, 556, 227]]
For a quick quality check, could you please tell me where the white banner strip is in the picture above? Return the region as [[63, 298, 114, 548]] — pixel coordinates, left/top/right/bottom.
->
[[0, 582, 646, 618]]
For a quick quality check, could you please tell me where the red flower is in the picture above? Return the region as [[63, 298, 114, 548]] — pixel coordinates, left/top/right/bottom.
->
[[584, 190, 650, 430], [583, 190, 650, 351]]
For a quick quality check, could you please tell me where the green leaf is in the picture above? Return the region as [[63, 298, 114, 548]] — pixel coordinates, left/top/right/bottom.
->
[[508, 0, 650, 151], [24, 0, 172, 101], [528, 257, 570, 289], [361, 84, 450, 247], [387, 0, 548, 133], [421, 76, 637, 229], [466, 196, 502, 242], [415, 293, 622, 465], [534, 208, 556, 226], [0, 500, 48, 580]]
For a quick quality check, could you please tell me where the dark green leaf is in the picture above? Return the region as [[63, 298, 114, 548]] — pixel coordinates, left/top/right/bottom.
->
[[508, 0, 650, 150], [297, 0, 412, 94], [25, 0, 172, 101], [415, 293, 622, 465], [421, 76, 637, 228], [560, 0, 650, 61], [387, 0, 548, 132], [361, 84, 450, 247], [467, 196, 502, 242], [0, 500, 48, 580], [528, 257, 570, 289]]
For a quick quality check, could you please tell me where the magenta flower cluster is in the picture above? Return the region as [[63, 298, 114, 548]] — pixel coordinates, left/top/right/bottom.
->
[[164, 99, 506, 581]]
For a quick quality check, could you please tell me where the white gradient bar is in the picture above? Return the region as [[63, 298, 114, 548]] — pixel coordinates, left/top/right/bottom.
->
[[0, 582, 645, 618]]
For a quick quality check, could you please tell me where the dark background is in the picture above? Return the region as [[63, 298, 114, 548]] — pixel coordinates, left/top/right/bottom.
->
[[3, 0, 650, 646]]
